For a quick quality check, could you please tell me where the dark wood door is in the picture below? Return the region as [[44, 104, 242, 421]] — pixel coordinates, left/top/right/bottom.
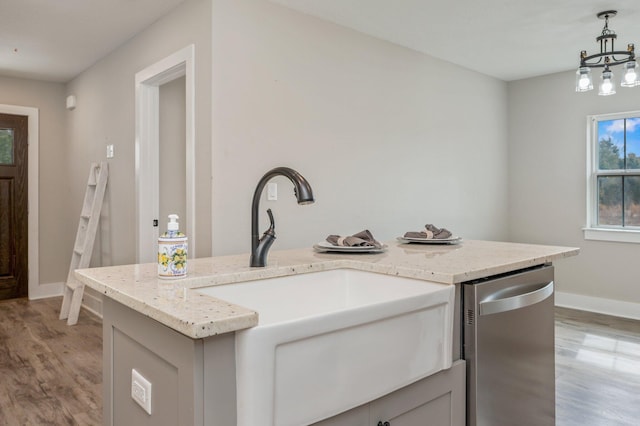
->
[[0, 113, 28, 299]]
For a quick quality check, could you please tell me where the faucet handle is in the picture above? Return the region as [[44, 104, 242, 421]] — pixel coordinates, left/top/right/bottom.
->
[[252, 208, 276, 266], [265, 208, 275, 235]]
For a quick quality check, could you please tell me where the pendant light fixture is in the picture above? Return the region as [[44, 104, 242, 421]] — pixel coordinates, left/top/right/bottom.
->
[[576, 10, 639, 95]]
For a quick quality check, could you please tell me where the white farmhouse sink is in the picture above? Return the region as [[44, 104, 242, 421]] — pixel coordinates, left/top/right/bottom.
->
[[197, 269, 455, 426]]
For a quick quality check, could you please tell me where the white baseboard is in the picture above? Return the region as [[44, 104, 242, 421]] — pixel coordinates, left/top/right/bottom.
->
[[28, 281, 103, 320], [555, 291, 640, 321], [28, 281, 64, 300]]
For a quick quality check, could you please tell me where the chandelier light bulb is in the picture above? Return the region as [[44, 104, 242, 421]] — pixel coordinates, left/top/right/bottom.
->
[[575, 67, 593, 91], [621, 61, 640, 87], [579, 75, 591, 89], [599, 69, 616, 96]]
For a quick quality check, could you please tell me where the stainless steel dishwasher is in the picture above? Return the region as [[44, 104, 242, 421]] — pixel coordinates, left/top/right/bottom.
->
[[463, 265, 555, 426]]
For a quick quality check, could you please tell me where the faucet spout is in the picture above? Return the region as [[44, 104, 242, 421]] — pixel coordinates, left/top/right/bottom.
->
[[250, 167, 315, 267]]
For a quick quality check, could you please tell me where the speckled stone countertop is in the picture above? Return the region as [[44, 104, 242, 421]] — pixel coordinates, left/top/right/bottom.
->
[[74, 240, 578, 339]]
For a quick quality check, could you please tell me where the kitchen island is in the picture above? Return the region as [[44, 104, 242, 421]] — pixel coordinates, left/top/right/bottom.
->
[[76, 240, 578, 425]]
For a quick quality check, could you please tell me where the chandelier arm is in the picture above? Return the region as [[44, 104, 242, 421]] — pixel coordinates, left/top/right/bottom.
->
[[581, 51, 634, 68], [581, 56, 604, 67], [611, 54, 635, 63]]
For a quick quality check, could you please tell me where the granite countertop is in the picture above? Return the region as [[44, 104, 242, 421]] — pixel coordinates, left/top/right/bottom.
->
[[75, 239, 578, 339]]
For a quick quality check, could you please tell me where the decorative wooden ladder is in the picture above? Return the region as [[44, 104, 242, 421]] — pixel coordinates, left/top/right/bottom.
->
[[59, 162, 109, 325]]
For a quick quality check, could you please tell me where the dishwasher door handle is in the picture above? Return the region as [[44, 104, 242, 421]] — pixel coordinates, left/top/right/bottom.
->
[[479, 281, 554, 316]]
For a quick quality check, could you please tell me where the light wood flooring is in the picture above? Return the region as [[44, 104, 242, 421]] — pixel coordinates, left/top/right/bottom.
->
[[555, 307, 640, 426], [0, 298, 638, 425], [0, 297, 102, 425]]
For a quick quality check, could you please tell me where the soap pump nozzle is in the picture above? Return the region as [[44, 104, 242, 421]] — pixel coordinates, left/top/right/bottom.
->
[[167, 214, 179, 232]]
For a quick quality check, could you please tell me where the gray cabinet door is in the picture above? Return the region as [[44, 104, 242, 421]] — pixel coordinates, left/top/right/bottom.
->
[[312, 405, 369, 426], [314, 361, 465, 426], [370, 360, 465, 426]]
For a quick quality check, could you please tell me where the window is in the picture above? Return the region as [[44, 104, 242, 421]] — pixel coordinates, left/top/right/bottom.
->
[[585, 111, 640, 243], [0, 128, 14, 165]]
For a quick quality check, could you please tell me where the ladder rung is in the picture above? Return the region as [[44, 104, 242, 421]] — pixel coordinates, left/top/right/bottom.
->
[[66, 281, 80, 291]]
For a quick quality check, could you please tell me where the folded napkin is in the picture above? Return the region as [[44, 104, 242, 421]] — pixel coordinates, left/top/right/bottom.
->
[[404, 224, 452, 240], [326, 229, 383, 248]]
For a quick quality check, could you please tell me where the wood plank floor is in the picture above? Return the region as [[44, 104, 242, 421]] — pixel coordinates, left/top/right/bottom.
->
[[0, 298, 637, 425], [555, 307, 640, 426], [0, 297, 102, 425]]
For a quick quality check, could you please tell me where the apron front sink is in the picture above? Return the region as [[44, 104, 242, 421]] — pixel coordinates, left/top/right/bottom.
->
[[197, 268, 454, 426]]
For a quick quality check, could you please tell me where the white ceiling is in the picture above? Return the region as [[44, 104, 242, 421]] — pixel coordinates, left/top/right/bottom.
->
[[2, 0, 640, 83], [268, 0, 640, 81], [0, 0, 186, 82]]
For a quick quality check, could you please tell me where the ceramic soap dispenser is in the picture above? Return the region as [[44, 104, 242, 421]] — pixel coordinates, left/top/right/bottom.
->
[[158, 214, 188, 279]]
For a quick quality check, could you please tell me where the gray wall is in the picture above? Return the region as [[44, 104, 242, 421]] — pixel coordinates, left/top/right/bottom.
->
[[18, 0, 507, 300], [65, 0, 212, 268], [508, 70, 640, 310], [211, 0, 509, 255], [56, 0, 510, 291], [20, 0, 634, 315]]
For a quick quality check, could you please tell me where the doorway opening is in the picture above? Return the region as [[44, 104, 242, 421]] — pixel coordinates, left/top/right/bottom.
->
[[135, 45, 195, 263]]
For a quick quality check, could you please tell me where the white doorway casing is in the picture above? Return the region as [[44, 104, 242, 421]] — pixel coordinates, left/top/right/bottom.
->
[[0, 104, 40, 299], [135, 45, 196, 263]]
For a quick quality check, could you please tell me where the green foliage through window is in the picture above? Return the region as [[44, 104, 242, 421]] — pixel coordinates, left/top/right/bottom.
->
[[597, 117, 640, 227]]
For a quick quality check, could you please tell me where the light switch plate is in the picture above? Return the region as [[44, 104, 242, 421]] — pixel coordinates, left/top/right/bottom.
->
[[267, 182, 277, 201], [106, 144, 114, 159], [131, 369, 152, 415]]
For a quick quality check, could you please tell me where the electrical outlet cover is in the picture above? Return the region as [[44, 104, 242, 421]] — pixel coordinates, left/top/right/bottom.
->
[[131, 369, 152, 415]]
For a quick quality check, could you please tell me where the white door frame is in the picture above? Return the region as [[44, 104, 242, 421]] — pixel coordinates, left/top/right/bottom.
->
[[0, 104, 40, 298], [135, 45, 196, 263]]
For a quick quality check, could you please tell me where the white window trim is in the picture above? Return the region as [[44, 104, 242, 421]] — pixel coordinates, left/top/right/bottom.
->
[[584, 111, 640, 244]]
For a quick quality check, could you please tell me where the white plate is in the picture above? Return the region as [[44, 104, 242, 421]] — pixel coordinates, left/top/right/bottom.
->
[[313, 241, 387, 253], [397, 236, 462, 245]]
